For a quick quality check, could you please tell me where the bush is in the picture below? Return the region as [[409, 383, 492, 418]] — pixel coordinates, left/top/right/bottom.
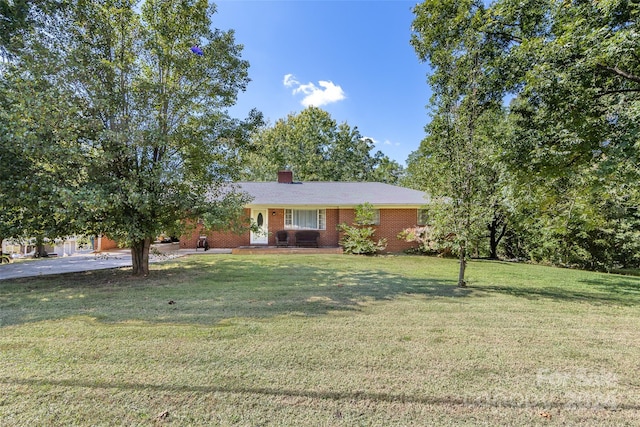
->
[[397, 226, 455, 257], [338, 224, 387, 255], [338, 203, 387, 255]]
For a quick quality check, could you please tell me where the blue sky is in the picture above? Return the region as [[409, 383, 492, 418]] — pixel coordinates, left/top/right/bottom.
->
[[214, 0, 432, 166]]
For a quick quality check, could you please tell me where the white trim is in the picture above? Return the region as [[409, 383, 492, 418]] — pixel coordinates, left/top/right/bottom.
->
[[250, 209, 269, 244], [284, 208, 326, 230]]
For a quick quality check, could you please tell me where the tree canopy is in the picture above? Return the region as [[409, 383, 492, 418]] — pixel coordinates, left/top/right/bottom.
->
[[408, 0, 640, 271], [240, 106, 404, 184], [1, 0, 262, 275]]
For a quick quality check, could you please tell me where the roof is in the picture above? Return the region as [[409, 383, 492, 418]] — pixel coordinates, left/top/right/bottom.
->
[[235, 182, 430, 208]]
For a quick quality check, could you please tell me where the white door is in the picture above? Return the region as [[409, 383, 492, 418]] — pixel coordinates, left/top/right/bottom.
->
[[250, 209, 268, 245]]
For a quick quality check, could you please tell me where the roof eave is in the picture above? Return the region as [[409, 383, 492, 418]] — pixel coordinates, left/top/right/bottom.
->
[[245, 204, 427, 209]]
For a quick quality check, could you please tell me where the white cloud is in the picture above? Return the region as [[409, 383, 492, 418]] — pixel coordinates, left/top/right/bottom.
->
[[362, 136, 377, 144], [283, 74, 346, 107], [283, 74, 299, 87], [366, 136, 400, 147]]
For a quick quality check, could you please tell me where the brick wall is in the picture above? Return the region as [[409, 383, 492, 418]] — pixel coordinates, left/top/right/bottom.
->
[[179, 207, 421, 253], [376, 209, 421, 253], [99, 236, 119, 251], [179, 210, 251, 249], [335, 208, 421, 253]]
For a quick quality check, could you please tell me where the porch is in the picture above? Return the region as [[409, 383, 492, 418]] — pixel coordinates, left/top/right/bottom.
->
[[231, 246, 344, 255]]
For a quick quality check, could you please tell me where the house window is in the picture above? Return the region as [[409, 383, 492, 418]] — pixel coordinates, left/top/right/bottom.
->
[[373, 209, 380, 225], [417, 209, 429, 226], [285, 209, 326, 230], [354, 206, 380, 225]]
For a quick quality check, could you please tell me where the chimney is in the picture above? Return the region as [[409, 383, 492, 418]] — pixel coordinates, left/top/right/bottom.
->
[[277, 170, 293, 184]]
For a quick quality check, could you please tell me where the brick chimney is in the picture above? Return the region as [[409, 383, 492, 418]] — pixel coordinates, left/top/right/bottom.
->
[[277, 170, 293, 184]]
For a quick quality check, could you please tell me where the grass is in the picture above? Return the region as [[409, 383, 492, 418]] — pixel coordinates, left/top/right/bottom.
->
[[1, 254, 639, 426]]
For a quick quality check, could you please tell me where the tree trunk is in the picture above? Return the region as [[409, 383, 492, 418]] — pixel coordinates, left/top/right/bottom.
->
[[131, 237, 152, 276], [34, 236, 46, 258], [457, 244, 467, 287], [489, 221, 498, 259], [488, 216, 508, 260]]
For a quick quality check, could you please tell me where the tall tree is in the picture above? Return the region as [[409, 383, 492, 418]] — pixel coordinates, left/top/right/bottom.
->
[[3, 0, 262, 275], [405, 107, 512, 259], [488, 0, 640, 269], [410, 0, 640, 271], [241, 106, 403, 183], [411, 0, 503, 286], [0, 11, 95, 257]]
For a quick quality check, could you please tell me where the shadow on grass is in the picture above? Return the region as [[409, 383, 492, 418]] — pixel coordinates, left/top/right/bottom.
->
[[2, 376, 633, 411], [478, 273, 640, 306], [0, 256, 470, 327]]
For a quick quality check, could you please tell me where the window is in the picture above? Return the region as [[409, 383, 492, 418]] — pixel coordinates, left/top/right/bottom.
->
[[285, 209, 326, 230], [357, 209, 380, 225], [417, 209, 429, 226]]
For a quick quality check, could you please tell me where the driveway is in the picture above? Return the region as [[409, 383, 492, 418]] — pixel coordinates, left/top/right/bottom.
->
[[0, 251, 138, 281], [0, 245, 234, 281], [0, 245, 231, 280]]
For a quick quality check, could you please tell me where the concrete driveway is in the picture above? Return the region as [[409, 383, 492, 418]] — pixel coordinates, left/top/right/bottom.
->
[[0, 244, 235, 281], [0, 245, 235, 281], [0, 251, 138, 280]]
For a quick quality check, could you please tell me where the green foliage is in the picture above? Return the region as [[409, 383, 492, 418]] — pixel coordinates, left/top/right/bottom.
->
[[240, 106, 403, 183], [0, 56, 96, 247], [397, 226, 455, 256], [338, 225, 388, 255], [353, 202, 377, 225], [486, 0, 640, 270], [411, 0, 640, 271], [1, 0, 263, 275], [200, 190, 257, 236], [411, 0, 512, 284], [405, 107, 513, 259], [338, 203, 387, 255]]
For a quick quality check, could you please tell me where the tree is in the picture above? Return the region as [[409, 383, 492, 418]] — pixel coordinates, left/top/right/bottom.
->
[[486, 0, 640, 270], [3, 0, 262, 275], [411, 0, 504, 286], [1, 0, 88, 256], [405, 106, 512, 259], [0, 39, 95, 257], [241, 106, 403, 183], [409, 0, 640, 272]]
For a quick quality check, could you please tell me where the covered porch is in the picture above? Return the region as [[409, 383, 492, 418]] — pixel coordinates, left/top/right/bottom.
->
[[231, 246, 343, 255]]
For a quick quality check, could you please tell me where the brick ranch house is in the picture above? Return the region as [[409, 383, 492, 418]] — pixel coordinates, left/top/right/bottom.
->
[[179, 171, 430, 253]]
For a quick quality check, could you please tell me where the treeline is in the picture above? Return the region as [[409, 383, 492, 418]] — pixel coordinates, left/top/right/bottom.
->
[[239, 106, 404, 184], [405, 0, 640, 273]]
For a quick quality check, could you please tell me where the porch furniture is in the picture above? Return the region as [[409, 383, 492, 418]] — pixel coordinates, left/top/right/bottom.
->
[[196, 236, 209, 251], [294, 230, 320, 248], [275, 230, 289, 247]]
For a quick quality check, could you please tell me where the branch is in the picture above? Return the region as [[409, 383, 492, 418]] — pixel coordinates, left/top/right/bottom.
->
[[484, 30, 522, 45], [596, 88, 640, 97], [597, 63, 640, 84], [496, 221, 508, 245]]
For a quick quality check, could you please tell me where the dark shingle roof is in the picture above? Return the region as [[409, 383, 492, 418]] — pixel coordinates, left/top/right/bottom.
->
[[236, 182, 429, 208]]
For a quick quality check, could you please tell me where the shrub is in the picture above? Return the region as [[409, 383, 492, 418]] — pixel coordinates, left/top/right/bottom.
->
[[397, 226, 455, 256], [338, 203, 387, 255]]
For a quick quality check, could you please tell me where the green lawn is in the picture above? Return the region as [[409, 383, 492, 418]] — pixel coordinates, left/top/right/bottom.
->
[[1, 254, 639, 426]]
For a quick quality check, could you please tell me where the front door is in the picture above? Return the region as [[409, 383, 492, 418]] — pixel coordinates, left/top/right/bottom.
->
[[250, 209, 268, 245]]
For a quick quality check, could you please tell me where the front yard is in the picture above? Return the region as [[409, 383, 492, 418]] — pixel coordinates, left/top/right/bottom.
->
[[0, 255, 638, 425]]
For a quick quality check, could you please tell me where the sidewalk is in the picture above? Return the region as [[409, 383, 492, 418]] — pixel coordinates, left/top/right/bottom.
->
[[0, 247, 231, 281]]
